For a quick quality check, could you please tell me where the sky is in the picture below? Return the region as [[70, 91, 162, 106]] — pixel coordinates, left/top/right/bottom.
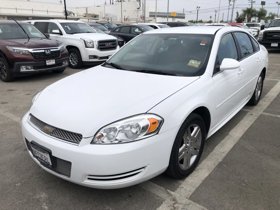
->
[[27, 0, 280, 21]]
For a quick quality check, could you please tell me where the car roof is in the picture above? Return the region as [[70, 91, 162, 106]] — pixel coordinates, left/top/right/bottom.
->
[[28, 19, 83, 23], [144, 26, 246, 35]]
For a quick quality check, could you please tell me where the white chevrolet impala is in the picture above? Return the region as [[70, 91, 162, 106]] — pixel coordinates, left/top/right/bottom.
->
[[22, 26, 268, 189]]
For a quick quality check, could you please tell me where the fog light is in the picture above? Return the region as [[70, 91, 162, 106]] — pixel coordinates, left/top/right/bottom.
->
[[20, 66, 34, 72], [89, 55, 98, 59], [63, 60, 68, 66]]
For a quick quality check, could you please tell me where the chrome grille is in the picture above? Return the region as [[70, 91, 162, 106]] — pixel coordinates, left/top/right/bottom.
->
[[98, 40, 117, 51], [29, 115, 82, 144], [263, 31, 280, 41], [31, 49, 60, 60]]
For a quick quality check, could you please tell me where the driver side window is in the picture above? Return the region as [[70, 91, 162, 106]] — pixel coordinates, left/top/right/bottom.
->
[[215, 33, 238, 74]]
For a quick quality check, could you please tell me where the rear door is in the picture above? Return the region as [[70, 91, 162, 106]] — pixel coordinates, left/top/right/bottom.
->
[[233, 32, 260, 101]]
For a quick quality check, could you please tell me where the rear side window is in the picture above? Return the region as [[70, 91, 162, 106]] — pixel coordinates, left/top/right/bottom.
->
[[131, 27, 142, 35], [48, 23, 61, 34], [234, 32, 254, 59], [120, 26, 130, 34], [34, 22, 48, 34], [216, 33, 238, 66], [251, 37, 260, 52]]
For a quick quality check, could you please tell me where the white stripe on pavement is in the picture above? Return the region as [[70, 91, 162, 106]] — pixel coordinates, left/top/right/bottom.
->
[[158, 81, 280, 210]]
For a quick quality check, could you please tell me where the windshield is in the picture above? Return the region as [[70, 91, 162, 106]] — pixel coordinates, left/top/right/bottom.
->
[[269, 19, 280, 27], [61, 22, 96, 34], [104, 34, 213, 76], [0, 22, 46, 39]]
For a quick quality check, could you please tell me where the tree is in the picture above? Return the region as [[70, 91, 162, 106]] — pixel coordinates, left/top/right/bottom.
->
[[257, 8, 267, 21], [265, 12, 277, 21]]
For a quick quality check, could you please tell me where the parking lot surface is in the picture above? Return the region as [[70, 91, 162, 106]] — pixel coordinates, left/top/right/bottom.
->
[[1, 52, 280, 210]]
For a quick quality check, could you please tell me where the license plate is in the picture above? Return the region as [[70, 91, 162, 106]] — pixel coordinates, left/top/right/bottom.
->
[[271, 43, 278, 47], [30, 143, 52, 166], [46, 59, 55, 66]]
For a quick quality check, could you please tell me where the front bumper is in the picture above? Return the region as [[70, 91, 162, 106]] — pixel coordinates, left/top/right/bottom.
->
[[12, 57, 68, 74], [258, 40, 280, 48], [21, 113, 175, 189], [81, 47, 119, 63]]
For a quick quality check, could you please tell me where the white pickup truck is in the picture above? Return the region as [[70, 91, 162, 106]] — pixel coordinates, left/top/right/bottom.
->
[[28, 20, 119, 68]]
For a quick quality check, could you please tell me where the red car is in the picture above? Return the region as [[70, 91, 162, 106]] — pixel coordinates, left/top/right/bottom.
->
[[0, 20, 68, 82]]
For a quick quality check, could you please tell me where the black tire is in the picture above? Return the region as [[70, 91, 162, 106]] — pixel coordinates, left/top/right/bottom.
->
[[248, 72, 264, 106], [166, 113, 206, 179], [52, 68, 65, 74], [0, 56, 13, 82], [68, 48, 82, 69]]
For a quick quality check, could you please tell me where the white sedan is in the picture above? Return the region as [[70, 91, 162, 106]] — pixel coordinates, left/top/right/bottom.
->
[[22, 26, 268, 189]]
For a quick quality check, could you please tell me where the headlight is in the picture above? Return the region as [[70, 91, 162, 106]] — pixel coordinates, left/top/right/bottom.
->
[[7, 47, 30, 55], [32, 91, 42, 104], [92, 114, 163, 144], [83, 39, 95, 48], [258, 31, 264, 41]]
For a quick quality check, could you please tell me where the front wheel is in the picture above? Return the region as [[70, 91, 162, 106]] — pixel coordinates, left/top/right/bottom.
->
[[0, 56, 13, 82], [166, 113, 206, 179], [248, 73, 264, 106], [68, 48, 82, 69]]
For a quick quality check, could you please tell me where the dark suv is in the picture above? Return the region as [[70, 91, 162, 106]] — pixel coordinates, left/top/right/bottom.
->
[[0, 20, 68, 82]]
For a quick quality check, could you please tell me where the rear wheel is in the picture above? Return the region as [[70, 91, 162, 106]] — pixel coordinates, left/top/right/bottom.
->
[[166, 113, 206, 179], [68, 48, 82, 69], [248, 73, 264, 106], [0, 56, 13, 82]]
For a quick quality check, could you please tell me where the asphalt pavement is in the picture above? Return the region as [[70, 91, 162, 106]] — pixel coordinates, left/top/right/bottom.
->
[[0, 52, 279, 210]]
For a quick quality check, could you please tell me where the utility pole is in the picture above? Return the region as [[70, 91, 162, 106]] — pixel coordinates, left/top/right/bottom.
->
[[217, 0, 221, 23], [155, 0, 157, 22], [277, 2, 280, 18], [249, 0, 255, 9], [121, 0, 123, 23], [227, 0, 231, 22], [143, 0, 146, 22], [167, 0, 170, 21], [230, 0, 235, 22], [63, 0, 67, 19], [196, 6, 200, 23], [214, 10, 217, 23]]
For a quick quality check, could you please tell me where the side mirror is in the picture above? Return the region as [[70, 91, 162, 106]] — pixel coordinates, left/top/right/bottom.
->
[[260, 25, 265, 30], [220, 58, 240, 71], [50, 29, 62, 35]]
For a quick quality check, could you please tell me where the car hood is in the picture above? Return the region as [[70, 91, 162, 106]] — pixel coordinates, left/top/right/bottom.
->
[[263, 27, 280, 32], [72, 33, 117, 41], [2, 38, 61, 48], [30, 66, 199, 137]]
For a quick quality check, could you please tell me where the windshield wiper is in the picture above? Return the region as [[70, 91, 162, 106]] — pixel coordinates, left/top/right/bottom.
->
[[131, 69, 180, 76], [103, 61, 124, 70]]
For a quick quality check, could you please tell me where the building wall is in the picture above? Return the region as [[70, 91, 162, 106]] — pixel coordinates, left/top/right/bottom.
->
[[0, 0, 64, 20]]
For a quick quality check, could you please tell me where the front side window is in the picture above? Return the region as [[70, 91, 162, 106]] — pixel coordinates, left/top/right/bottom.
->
[[60, 22, 95, 34], [216, 33, 238, 66], [131, 27, 142, 35], [120, 26, 130, 34], [34, 22, 48, 34], [234, 32, 254, 59], [104, 34, 213, 77]]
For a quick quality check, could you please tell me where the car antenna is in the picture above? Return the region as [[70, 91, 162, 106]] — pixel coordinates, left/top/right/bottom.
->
[[11, 18, 30, 42]]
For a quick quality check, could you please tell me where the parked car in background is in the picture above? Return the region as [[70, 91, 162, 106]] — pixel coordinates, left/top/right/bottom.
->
[[245, 22, 261, 31], [88, 22, 125, 47], [29, 20, 119, 68], [96, 21, 118, 31], [159, 22, 189, 27], [0, 20, 68, 82], [110, 24, 153, 43], [133, 23, 169, 29], [228, 22, 259, 38], [22, 26, 268, 189], [258, 18, 280, 49], [87, 22, 110, 34]]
